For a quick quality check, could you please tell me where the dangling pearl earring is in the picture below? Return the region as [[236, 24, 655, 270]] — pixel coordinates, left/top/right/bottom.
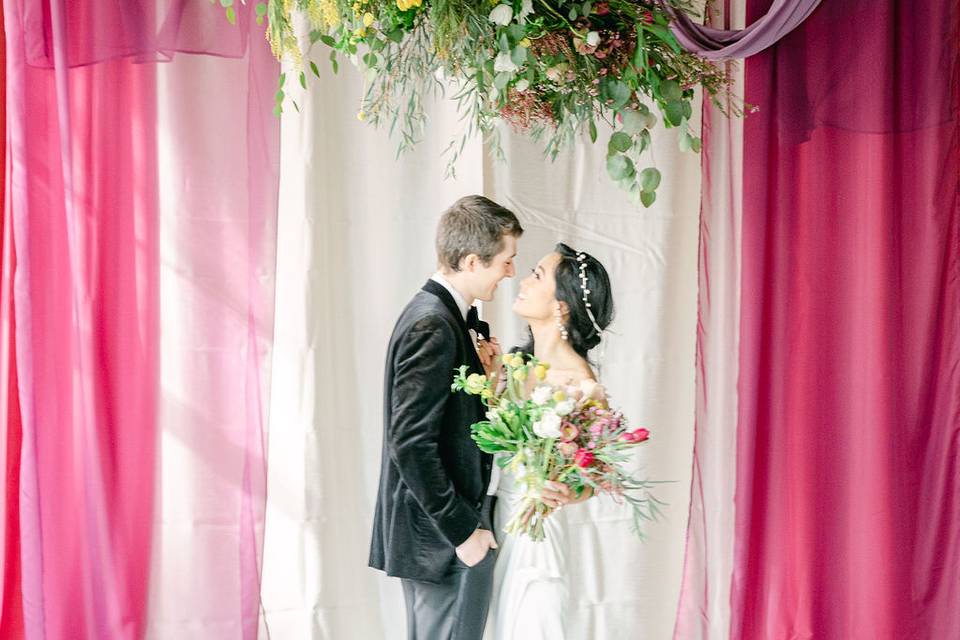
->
[[555, 304, 569, 341]]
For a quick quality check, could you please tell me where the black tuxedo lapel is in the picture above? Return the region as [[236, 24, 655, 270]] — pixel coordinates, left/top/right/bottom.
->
[[421, 280, 484, 372]]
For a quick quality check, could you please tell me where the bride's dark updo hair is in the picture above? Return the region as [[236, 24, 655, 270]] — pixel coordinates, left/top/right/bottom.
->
[[519, 243, 614, 360]]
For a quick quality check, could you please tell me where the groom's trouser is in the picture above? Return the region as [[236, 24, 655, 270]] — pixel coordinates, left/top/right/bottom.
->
[[401, 496, 497, 640]]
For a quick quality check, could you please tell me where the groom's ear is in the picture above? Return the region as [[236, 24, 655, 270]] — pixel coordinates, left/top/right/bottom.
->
[[461, 253, 481, 272]]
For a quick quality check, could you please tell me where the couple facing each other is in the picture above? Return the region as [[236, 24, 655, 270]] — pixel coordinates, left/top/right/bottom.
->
[[369, 195, 615, 639]]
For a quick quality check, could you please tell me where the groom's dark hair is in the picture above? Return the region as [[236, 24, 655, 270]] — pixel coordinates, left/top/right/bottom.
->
[[436, 195, 523, 271]]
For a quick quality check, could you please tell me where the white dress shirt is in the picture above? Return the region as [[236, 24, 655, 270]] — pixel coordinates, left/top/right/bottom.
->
[[430, 272, 471, 321]]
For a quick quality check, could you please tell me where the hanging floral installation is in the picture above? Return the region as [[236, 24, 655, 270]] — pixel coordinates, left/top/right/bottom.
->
[[231, 0, 735, 206]]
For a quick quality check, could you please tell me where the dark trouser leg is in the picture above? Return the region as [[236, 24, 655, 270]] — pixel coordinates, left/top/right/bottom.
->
[[402, 497, 499, 640], [402, 574, 457, 640]]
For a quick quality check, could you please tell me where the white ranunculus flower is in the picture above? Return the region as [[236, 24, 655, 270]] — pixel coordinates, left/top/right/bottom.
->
[[488, 4, 514, 25], [554, 398, 576, 416], [531, 385, 553, 405], [494, 50, 519, 74], [533, 411, 562, 438], [586, 31, 601, 47], [519, 0, 534, 22]]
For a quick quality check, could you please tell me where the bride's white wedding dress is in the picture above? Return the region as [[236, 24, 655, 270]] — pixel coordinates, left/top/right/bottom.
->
[[485, 466, 571, 639], [485, 375, 606, 638]]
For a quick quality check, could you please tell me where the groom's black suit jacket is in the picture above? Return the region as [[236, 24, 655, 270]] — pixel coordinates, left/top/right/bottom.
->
[[369, 279, 493, 583]]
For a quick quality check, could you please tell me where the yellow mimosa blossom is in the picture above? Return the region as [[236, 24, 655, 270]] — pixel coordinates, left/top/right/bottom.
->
[[519, 38, 531, 47], [357, 110, 367, 121], [512, 368, 528, 382], [363, 12, 375, 26], [552, 390, 567, 403], [318, 0, 340, 28], [534, 364, 548, 381]]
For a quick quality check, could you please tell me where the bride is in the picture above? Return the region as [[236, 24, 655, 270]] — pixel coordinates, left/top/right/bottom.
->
[[485, 243, 615, 639]]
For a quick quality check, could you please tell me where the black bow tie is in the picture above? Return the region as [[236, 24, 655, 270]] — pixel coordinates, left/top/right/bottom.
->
[[466, 306, 488, 339]]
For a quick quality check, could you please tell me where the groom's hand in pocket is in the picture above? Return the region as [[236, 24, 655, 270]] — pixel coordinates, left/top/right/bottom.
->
[[455, 528, 498, 567]]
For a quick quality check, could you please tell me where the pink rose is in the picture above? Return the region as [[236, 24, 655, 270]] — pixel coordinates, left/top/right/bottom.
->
[[574, 448, 595, 468]]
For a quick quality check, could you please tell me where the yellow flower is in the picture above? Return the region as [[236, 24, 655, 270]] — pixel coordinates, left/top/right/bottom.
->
[[396, 0, 409, 9], [319, 0, 340, 28], [410, 0, 423, 6], [363, 12, 375, 26], [357, 110, 367, 121], [512, 368, 528, 382], [552, 390, 567, 403], [481, 388, 494, 401], [465, 373, 488, 395], [534, 364, 548, 381], [519, 38, 531, 48]]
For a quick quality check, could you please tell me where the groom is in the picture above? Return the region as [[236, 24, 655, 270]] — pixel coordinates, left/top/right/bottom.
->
[[369, 195, 523, 639]]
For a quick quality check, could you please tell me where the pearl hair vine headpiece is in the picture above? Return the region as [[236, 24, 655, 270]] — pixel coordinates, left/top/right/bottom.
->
[[576, 252, 605, 337]]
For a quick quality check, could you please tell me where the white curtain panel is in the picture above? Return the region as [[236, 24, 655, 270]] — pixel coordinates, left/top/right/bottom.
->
[[260, 59, 484, 640], [260, 59, 703, 638], [674, 1, 746, 638], [482, 101, 701, 638]]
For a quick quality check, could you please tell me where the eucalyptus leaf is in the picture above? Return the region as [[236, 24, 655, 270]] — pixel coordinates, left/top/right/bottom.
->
[[664, 101, 684, 127], [620, 109, 645, 134], [606, 154, 635, 181], [602, 78, 631, 110], [640, 167, 661, 192], [511, 46, 527, 65], [661, 79, 682, 102], [589, 120, 598, 143], [507, 24, 526, 43], [640, 190, 657, 207], [225, 6, 236, 24], [609, 131, 632, 154]]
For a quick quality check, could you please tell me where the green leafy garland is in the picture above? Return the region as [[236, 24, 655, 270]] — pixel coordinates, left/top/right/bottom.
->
[[242, 0, 735, 206]]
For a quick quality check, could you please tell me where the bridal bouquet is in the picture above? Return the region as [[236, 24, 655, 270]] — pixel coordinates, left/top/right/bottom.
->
[[452, 352, 663, 541]]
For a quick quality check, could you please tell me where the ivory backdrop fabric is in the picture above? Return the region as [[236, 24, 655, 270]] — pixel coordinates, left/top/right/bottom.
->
[[259, 57, 703, 637]]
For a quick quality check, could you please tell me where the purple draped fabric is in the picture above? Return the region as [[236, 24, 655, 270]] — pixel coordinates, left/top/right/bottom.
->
[[661, 0, 822, 60]]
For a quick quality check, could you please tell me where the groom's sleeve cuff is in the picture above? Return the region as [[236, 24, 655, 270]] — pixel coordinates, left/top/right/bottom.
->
[[437, 500, 483, 548]]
